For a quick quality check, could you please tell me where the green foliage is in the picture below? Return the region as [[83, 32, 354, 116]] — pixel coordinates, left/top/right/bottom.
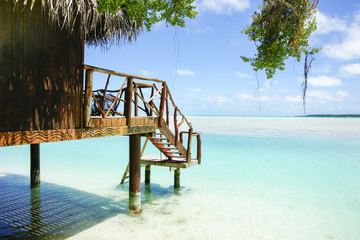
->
[[96, 0, 197, 31], [241, 0, 320, 79]]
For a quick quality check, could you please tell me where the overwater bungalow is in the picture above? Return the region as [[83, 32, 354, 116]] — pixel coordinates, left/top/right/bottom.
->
[[0, 0, 201, 215]]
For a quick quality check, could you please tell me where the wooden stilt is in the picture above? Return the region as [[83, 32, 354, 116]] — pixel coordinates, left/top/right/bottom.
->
[[129, 135, 142, 214], [30, 144, 40, 187], [145, 165, 151, 184], [174, 168, 180, 188]]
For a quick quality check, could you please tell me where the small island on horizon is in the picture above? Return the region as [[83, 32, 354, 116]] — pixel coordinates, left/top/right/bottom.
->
[[302, 114, 360, 118]]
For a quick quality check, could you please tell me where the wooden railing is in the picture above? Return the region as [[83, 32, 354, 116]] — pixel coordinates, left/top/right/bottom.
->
[[83, 65, 200, 161]]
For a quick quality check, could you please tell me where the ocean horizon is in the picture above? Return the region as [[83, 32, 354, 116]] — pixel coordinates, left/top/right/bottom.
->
[[1, 116, 360, 239]]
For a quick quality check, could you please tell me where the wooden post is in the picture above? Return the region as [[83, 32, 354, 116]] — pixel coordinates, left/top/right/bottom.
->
[[129, 135, 142, 214], [145, 165, 151, 184], [174, 168, 180, 188], [174, 108, 178, 145], [134, 84, 138, 117], [166, 92, 170, 126], [30, 144, 40, 187], [197, 134, 202, 164], [150, 87, 154, 116], [158, 83, 166, 126], [84, 69, 94, 128], [125, 77, 133, 126], [186, 128, 193, 163]]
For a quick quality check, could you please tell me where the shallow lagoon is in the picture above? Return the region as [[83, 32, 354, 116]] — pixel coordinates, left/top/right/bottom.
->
[[1, 117, 360, 239]]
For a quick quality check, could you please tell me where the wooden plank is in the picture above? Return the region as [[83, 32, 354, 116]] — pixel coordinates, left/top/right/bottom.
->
[[43, 13, 53, 130], [33, 0, 44, 130], [0, 0, 12, 131], [22, 2, 36, 131], [11, 2, 24, 131]]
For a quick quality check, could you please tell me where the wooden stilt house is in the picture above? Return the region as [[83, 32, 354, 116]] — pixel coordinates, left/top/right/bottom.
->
[[0, 0, 201, 214]]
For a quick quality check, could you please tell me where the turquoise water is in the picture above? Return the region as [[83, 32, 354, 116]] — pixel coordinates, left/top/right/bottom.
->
[[1, 117, 360, 239]]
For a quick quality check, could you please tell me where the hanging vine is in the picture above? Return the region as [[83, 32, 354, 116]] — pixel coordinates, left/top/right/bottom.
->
[[241, 0, 320, 104]]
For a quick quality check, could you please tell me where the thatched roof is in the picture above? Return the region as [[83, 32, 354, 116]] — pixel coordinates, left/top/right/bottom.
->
[[12, 0, 141, 47]]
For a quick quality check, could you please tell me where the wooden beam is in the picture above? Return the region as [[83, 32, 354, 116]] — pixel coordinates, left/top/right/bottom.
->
[[84, 69, 94, 127], [30, 144, 40, 187], [129, 135, 142, 214], [0, 123, 157, 147]]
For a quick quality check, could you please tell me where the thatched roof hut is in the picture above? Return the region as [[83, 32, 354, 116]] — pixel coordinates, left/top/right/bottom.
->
[[1, 0, 142, 132], [11, 0, 141, 47]]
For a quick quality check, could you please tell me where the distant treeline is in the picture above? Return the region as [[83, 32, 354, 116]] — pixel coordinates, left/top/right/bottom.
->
[[304, 114, 360, 118]]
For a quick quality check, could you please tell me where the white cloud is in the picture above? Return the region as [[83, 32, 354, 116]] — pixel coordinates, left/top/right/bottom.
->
[[208, 95, 234, 103], [236, 93, 254, 100], [285, 96, 302, 103], [307, 90, 349, 102], [189, 88, 202, 92], [315, 11, 347, 35], [336, 90, 350, 99], [177, 69, 195, 76], [308, 75, 342, 87], [339, 63, 360, 76], [307, 90, 333, 100], [320, 11, 360, 61], [139, 70, 154, 76], [196, 0, 250, 14], [234, 72, 251, 78]]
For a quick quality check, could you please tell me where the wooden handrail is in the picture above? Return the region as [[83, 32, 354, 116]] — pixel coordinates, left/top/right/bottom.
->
[[165, 85, 191, 129], [84, 64, 166, 83]]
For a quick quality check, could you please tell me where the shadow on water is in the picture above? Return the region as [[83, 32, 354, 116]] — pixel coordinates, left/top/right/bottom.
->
[[0, 174, 128, 240]]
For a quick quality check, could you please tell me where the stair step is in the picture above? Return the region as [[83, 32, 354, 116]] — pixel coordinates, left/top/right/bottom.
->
[[160, 147, 176, 149], [153, 141, 172, 145], [150, 137, 168, 141], [164, 150, 180, 153]]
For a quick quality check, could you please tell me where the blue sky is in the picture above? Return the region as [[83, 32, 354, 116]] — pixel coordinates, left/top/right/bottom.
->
[[85, 0, 360, 116]]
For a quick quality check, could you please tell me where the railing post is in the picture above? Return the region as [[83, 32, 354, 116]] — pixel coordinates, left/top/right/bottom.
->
[[197, 134, 201, 164], [166, 92, 170, 126], [84, 69, 94, 128], [186, 127, 193, 163], [158, 83, 166, 126], [174, 108, 178, 145], [134, 83, 138, 117], [125, 77, 133, 126], [150, 87, 154, 116]]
